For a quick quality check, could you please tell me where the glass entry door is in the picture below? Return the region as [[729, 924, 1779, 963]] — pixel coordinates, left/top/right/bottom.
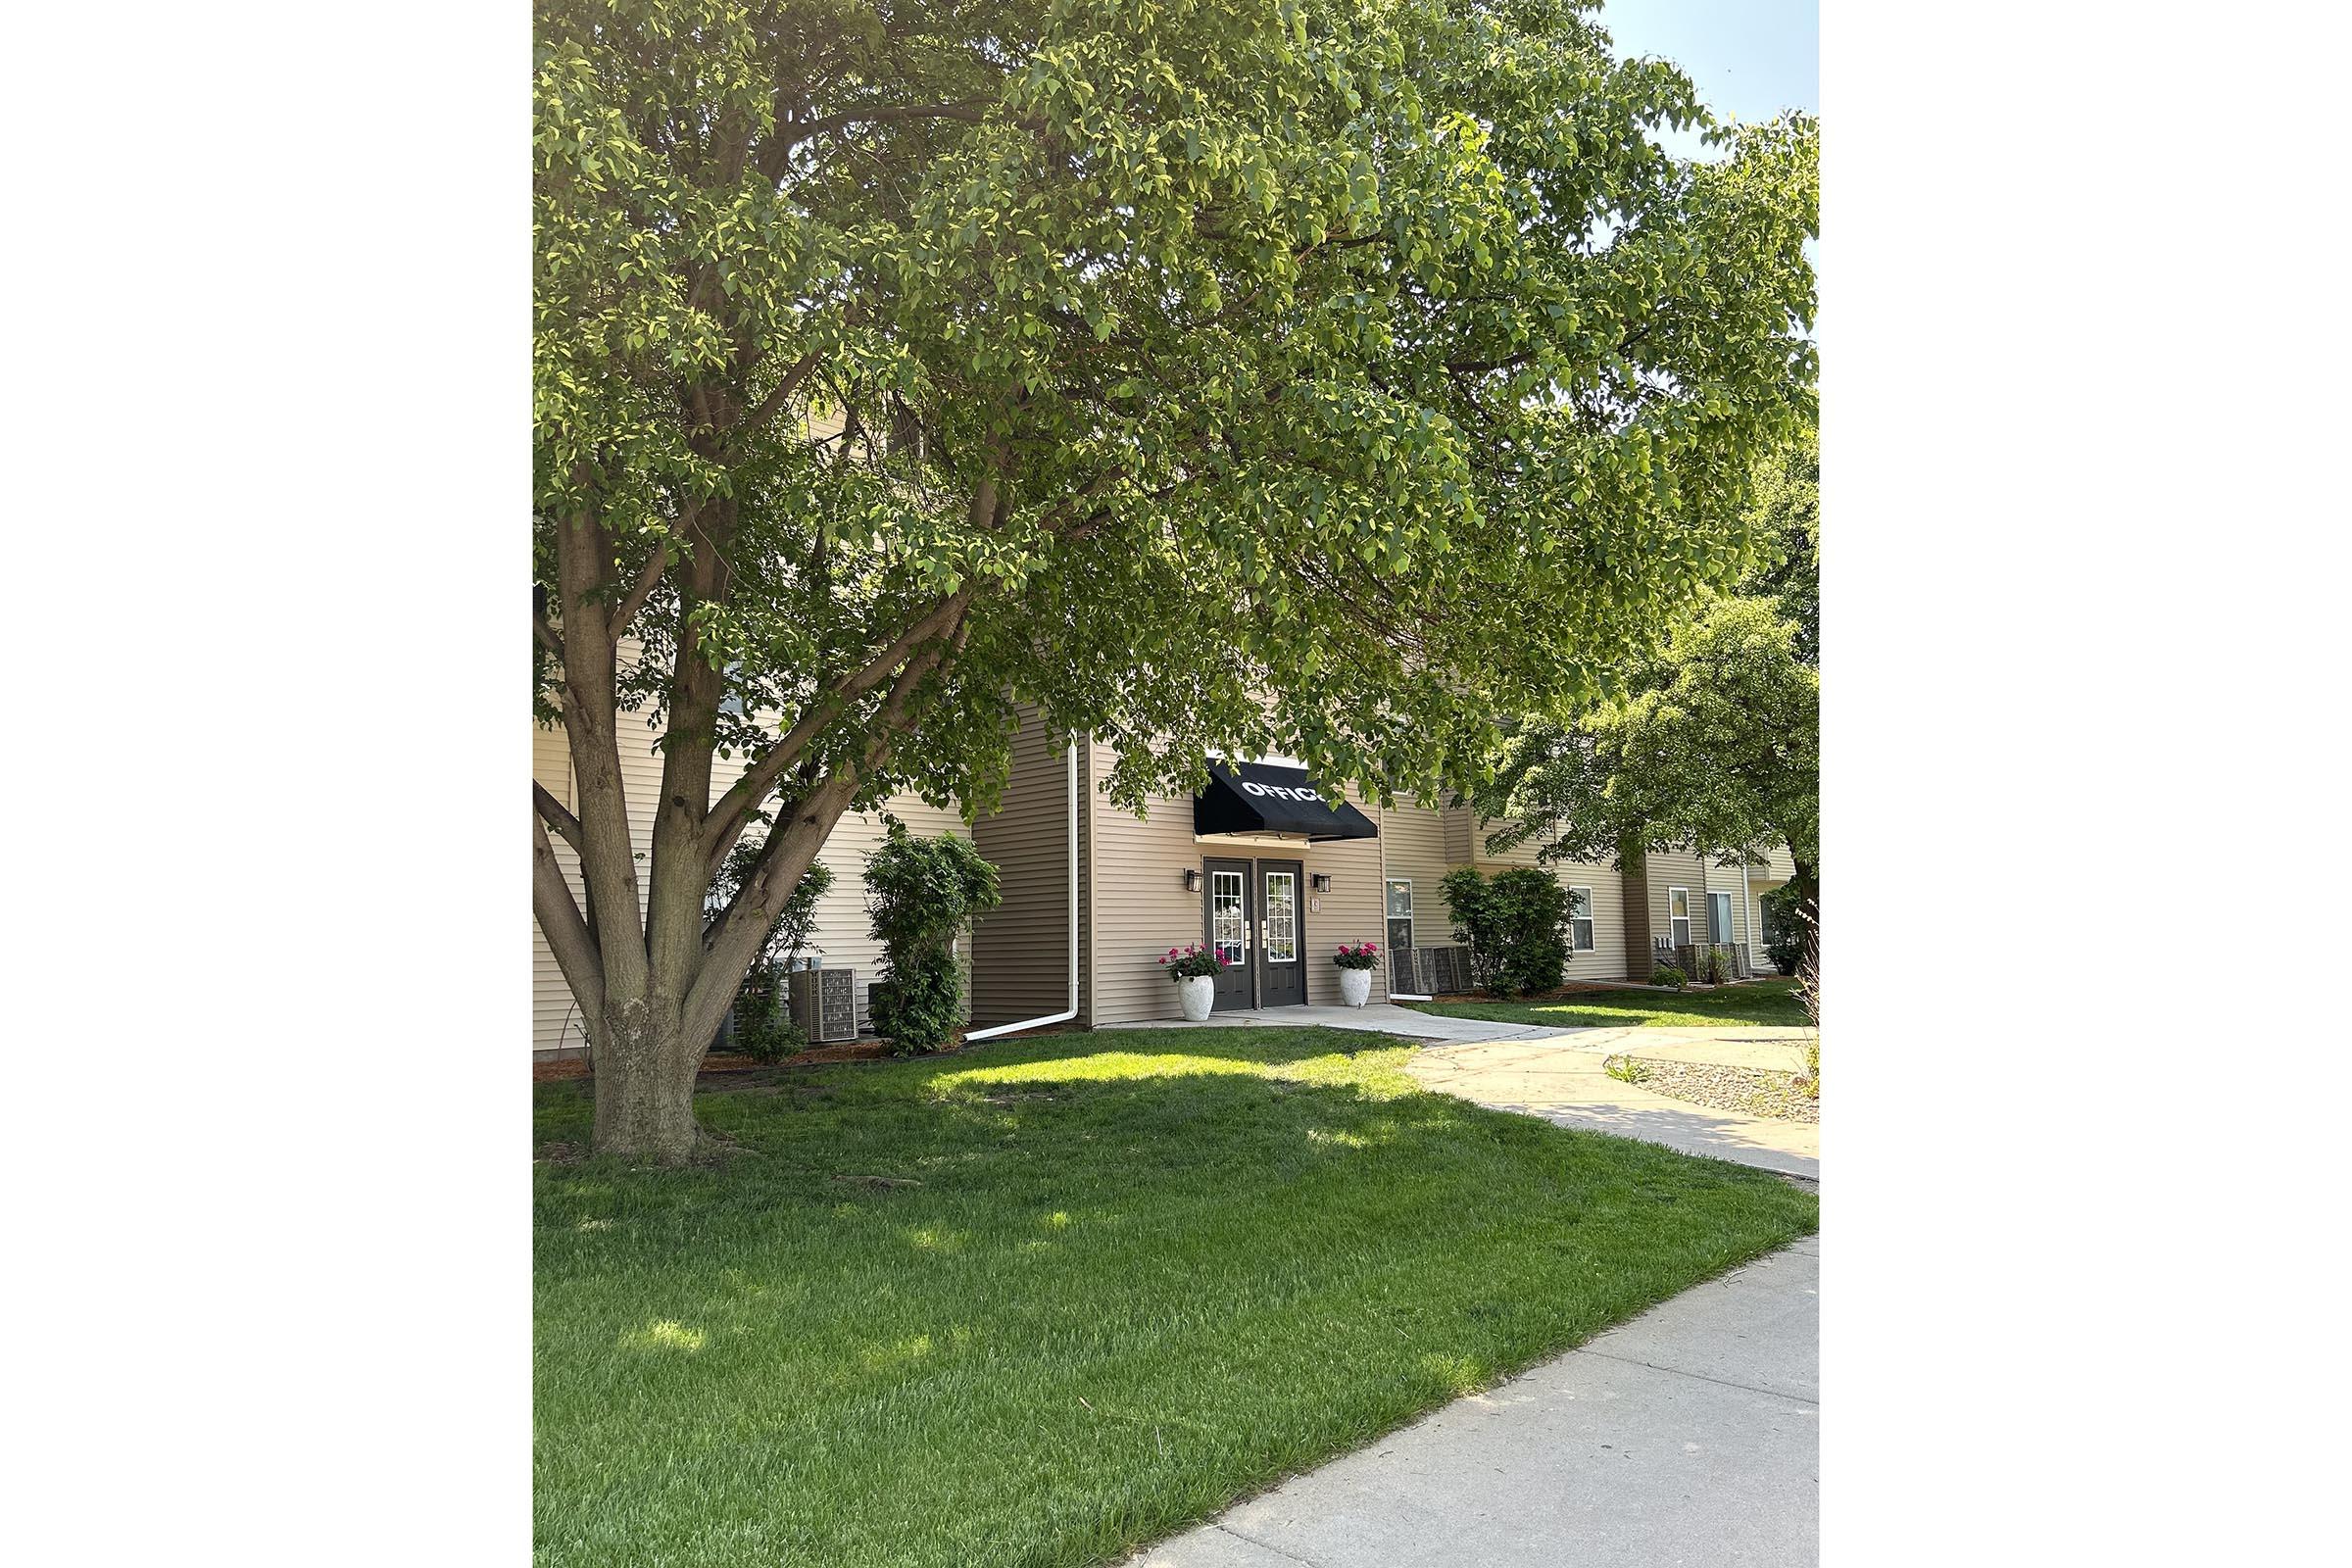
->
[[1255, 860, 1306, 1007], [1201, 858, 1254, 1011]]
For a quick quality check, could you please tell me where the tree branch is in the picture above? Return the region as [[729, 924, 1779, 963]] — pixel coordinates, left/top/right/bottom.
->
[[534, 610, 565, 661], [608, 545, 670, 644], [532, 808, 604, 1023], [702, 589, 973, 867], [731, 349, 825, 447], [533, 780, 586, 857]]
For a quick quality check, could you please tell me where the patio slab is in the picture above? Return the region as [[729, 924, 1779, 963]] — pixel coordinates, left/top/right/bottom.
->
[[1406, 1033, 1819, 1179]]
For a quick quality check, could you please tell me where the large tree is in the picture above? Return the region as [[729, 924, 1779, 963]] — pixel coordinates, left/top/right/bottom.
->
[[1484, 427, 1821, 959], [533, 0, 1818, 1159]]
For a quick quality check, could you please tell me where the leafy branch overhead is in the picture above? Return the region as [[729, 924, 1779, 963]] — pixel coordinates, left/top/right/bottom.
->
[[535, 0, 1817, 809]]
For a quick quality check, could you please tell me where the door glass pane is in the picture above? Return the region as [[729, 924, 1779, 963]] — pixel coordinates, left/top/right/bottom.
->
[[1211, 872, 1245, 965], [1710, 892, 1733, 942], [1263, 872, 1297, 963]]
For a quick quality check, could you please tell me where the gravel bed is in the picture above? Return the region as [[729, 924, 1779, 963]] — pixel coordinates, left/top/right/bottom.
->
[[1607, 1054, 1819, 1123]]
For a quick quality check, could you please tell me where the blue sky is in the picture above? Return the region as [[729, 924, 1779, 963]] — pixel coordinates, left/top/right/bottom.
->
[[1599, 0, 1819, 156]]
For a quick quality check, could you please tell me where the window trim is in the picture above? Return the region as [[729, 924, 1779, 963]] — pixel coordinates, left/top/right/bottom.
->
[[1568, 885, 1595, 952], [1667, 886, 1691, 949]]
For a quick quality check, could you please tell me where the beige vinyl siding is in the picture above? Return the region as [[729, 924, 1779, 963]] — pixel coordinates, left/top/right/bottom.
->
[[1642, 847, 1709, 969], [1378, 796, 1455, 956], [1467, 814, 1629, 983], [1084, 767, 1388, 1025], [1084, 768, 1199, 1026], [804, 796, 972, 1034], [1443, 805, 1475, 865], [969, 712, 1077, 1028], [530, 684, 968, 1052], [1299, 786, 1387, 1006]]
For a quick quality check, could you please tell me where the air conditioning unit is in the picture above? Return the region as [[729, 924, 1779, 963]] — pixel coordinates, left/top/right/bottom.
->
[[788, 966, 858, 1044]]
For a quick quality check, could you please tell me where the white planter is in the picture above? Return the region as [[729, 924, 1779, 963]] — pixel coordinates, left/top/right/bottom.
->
[[1338, 966, 1373, 1007], [1178, 974, 1215, 1021]]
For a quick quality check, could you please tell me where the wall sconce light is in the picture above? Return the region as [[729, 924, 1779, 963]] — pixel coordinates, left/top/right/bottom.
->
[[1310, 873, 1332, 893], [1183, 868, 1201, 893]]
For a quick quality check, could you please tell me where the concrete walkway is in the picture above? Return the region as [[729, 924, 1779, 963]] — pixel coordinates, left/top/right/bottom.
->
[[1129, 1235, 1820, 1568], [1116, 1002, 1557, 1046], [1406, 1032, 1820, 1180]]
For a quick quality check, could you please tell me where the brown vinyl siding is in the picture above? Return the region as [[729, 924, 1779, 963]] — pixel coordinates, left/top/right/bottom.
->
[[969, 712, 1077, 1028]]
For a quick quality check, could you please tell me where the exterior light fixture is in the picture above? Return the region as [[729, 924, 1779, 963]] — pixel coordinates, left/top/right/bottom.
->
[[1310, 873, 1333, 893], [1183, 868, 1201, 893]]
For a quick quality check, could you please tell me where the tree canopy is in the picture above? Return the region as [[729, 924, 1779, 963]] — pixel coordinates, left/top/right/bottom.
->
[[1481, 423, 1820, 937], [531, 0, 1817, 1156]]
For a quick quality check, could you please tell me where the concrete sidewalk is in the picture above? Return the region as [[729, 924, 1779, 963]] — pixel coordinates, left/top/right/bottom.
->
[[1406, 1033, 1820, 1180], [1129, 1236, 1820, 1568]]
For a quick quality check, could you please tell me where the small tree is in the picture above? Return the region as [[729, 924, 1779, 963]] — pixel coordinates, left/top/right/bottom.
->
[[1759, 882, 1805, 976], [708, 834, 832, 1063], [862, 826, 1001, 1055], [1440, 866, 1570, 998]]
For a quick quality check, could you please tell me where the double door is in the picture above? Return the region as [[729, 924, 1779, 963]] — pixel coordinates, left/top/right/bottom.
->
[[1201, 857, 1306, 1011]]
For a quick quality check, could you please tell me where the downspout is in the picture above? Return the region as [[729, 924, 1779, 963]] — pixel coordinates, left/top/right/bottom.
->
[[963, 741, 1081, 1042]]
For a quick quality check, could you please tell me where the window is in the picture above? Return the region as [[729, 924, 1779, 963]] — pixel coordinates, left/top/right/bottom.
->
[[1668, 887, 1690, 948], [1263, 871, 1298, 962], [1211, 871, 1246, 965], [1708, 891, 1734, 945], [1568, 886, 1594, 951], [1386, 878, 1414, 954]]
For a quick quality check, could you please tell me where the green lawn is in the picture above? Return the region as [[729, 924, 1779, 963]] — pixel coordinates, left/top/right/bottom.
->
[[1411, 976, 1810, 1030], [535, 1026, 1817, 1568]]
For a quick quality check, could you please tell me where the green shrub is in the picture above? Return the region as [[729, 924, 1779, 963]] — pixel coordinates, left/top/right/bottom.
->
[[729, 969, 808, 1063], [1440, 865, 1570, 998], [1651, 962, 1688, 990], [709, 834, 833, 1062], [863, 824, 1002, 1055], [1760, 883, 1805, 975]]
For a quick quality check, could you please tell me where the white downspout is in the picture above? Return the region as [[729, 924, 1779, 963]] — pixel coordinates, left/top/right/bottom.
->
[[963, 742, 1081, 1042]]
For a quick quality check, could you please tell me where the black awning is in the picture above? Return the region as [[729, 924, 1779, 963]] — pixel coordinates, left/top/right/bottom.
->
[[1194, 760, 1379, 842]]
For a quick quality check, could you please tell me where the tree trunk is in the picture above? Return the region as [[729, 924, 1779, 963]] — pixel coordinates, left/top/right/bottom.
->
[[586, 993, 707, 1163]]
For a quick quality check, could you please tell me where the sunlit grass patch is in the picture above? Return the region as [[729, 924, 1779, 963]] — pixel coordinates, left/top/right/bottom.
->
[[1411, 976, 1809, 1030], [535, 1024, 1815, 1568]]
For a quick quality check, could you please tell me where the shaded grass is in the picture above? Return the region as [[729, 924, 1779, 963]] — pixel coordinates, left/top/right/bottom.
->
[[535, 1026, 1817, 1568], [1411, 976, 1809, 1029]]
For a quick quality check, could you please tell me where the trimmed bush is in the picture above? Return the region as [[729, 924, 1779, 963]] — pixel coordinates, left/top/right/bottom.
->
[[863, 824, 1002, 1055], [1760, 882, 1805, 975], [1440, 865, 1571, 998], [1651, 962, 1688, 990]]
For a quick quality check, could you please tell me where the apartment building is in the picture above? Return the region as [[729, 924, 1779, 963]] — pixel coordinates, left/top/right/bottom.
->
[[966, 714, 1798, 1033], [531, 706, 1797, 1054]]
